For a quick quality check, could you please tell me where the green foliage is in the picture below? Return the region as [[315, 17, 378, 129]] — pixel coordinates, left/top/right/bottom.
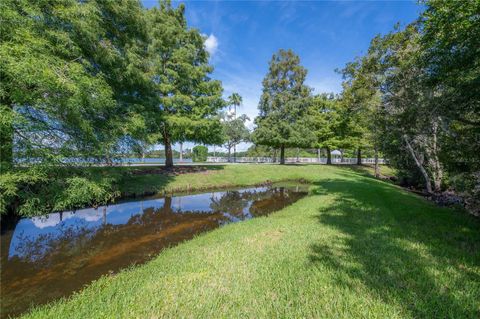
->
[[51, 177, 118, 213], [20, 165, 480, 318], [309, 94, 344, 150], [253, 49, 316, 163], [0, 104, 14, 172], [0, 0, 153, 214], [339, 50, 383, 153], [228, 93, 242, 112], [0, 0, 150, 164], [422, 0, 480, 123], [339, 0, 479, 206], [0, 166, 121, 216], [221, 113, 250, 161], [146, 1, 225, 167], [0, 168, 48, 214], [128, 149, 191, 159], [192, 145, 208, 162], [245, 145, 277, 158], [0, 0, 228, 214], [421, 0, 480, 193], [245, 145, 319, 158]]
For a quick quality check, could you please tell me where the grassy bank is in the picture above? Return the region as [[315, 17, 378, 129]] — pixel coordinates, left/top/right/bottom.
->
[[0, 164, 395, 218], [116, 164, 330, 196], [22, 165, 480, 318], [114, 164, 394, 196]]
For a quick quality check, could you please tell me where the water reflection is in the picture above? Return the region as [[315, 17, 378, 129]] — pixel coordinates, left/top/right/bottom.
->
[[0, 184, 308, 318]]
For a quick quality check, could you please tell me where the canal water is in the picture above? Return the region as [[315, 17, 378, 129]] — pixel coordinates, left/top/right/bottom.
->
[[0, 183, 308, 318]]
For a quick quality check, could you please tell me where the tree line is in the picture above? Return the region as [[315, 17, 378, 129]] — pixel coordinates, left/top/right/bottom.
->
[[342, 0, 479, 214], [1, 0, 478, 216], [0, 0, 229, 215], [251, 0, 479, 214]]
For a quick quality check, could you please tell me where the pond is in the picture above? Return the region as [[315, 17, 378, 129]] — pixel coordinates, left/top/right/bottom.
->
[[0, 182, 308, 318]]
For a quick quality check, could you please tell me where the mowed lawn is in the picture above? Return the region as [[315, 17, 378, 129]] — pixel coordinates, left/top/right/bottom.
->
[[23, 165, 479, 318]]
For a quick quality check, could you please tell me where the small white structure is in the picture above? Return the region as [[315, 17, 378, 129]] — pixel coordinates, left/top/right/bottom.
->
[[331, 150, 342, 163]]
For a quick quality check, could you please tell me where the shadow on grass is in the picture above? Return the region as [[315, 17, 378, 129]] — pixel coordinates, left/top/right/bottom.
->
[[309, 174, 480, 318], [115, 165, 227, 197]]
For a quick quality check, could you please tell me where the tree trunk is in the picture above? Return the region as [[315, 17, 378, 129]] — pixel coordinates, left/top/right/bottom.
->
[[280, 145, 285, 165], [228, 147, 231, 163], [430, 119, 443, 192], [234, 144, 236, 163], [164, 195, 172, 213], [356, 148, 362, 165], [326, 147, 332, 165], [105, 151, 113, 166], [296, 147, 299, 162], [374, 147, 379, 178], [272, 148, 277, 163], [317, 148, 321, 164], [0, 123, 13, 172], [163, 130, 173, 168], [0, 99, 13, 173], [403, 134, 432, 193], [179, 142, 183, 162], [0, 221, 16, 266], [433, 170, 443, 193]]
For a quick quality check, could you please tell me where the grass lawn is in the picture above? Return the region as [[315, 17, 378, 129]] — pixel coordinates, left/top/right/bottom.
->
[[113, 163, 396, 196], [23, 165, 479, 318]]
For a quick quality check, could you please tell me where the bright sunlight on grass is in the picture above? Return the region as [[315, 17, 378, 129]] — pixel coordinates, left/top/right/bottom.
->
[[22, 165, 480, 318]]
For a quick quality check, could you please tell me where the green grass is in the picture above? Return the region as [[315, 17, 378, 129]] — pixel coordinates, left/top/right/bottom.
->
[[22, 165, 480, 318], [114, 164, 396, 196], [111, 164, 321, 196]]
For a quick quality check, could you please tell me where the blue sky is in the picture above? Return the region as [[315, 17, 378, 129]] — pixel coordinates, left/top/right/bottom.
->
[[142, 0, 423, 152]]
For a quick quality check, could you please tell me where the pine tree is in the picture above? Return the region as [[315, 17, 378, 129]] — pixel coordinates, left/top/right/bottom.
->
[[252, 49, 315, 164], [147, 1, 224, 168]]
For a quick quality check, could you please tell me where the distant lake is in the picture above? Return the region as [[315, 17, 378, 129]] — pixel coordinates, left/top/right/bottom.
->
[[114, 158, 193, 164], [15, 157, 193, 165]]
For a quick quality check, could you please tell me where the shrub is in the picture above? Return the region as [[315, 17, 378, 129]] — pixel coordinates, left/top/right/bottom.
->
[[192, 145, 208, 162]]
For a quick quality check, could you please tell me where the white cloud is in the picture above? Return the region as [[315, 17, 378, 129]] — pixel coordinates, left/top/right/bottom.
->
[[204, 34, 219, 55]]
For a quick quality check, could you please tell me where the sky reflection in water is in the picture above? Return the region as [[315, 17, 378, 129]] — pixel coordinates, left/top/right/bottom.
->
[[1, 184, 308, 318]]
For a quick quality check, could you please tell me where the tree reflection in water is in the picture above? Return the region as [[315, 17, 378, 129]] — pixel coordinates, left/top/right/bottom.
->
[[0, 183, 308, 318]]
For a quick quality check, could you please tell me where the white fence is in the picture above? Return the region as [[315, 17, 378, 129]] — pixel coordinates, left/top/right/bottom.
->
[[207, 157, 386, 164]]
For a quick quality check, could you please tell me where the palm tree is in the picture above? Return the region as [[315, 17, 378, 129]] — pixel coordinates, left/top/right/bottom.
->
[[228, 93, 242, 162], [228, 93, 242, 119]]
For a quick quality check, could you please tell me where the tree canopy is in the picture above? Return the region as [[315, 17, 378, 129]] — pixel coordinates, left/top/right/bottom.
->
[[0, 0, 225, 215], [339, 0, 479, 213], [0, 0, 152, 214], [252, 49, 315, 164], [146, 1, 224, 168], [221, 113, 250, 162], [2, 0, 478, 216]]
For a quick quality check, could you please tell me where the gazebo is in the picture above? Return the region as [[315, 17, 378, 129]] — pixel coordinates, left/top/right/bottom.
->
[[331, 150, 342, 163]]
